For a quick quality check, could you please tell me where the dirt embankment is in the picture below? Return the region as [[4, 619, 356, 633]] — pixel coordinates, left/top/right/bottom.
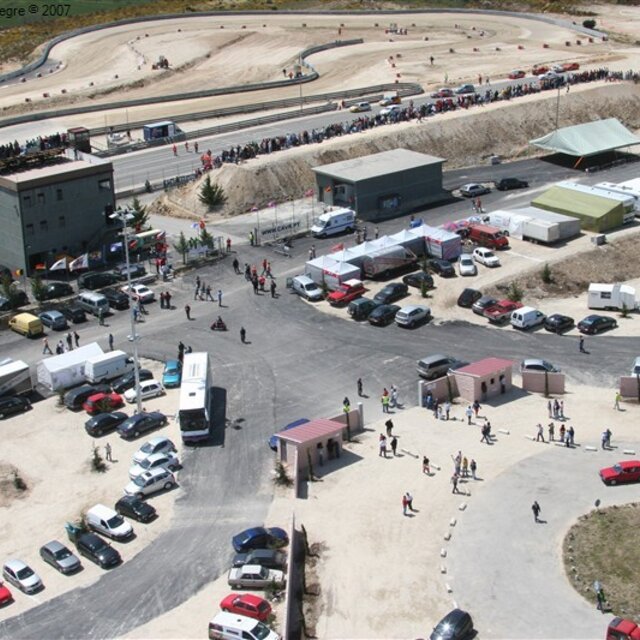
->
[[151, 82, 640, 220]]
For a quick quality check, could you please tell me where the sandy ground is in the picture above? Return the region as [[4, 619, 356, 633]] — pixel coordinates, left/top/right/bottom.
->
[[0, 358, 182, 620]]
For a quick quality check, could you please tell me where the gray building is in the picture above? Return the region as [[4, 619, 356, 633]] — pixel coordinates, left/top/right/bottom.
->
[[0, 158, 114, 274], [312, 149, 447, 222]]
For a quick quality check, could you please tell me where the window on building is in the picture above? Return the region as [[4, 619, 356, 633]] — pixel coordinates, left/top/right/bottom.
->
[[26, 223, 34, 237], [40, 220, 48, 232], [56, 189, 63, 201], [58, 215, 66, 228], [98, 179, 111, 191], [37, 193, 45, 204], [23, 195, 32, 208]]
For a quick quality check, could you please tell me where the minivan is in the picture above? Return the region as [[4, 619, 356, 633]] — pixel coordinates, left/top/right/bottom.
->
[[288, 275, 324, 301], [86, 504, 134, 541], [78, 271, 118, 290], [77, 291, 110, 317], [467, 224, 509, 250], [511, 306, 546, 330], [310, 208, 356, 238], [208, 612, 280, 640], [347, 298, 380, 321], [417, 354, 463, 380], [8, 312, 44, 338]]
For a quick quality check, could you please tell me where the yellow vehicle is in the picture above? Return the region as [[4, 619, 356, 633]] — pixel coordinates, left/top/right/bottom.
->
[[9, 312, 44, 338]]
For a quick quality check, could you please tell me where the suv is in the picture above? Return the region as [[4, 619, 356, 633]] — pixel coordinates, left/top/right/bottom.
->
[[495, 177, 528, 190], [347, 298, 380, 321], [395, 305, 431, 328], [417, 354, 463, 380], [78, 271, 118, 290], [124, 468, 176, 498], [102, 288, 130, 310]]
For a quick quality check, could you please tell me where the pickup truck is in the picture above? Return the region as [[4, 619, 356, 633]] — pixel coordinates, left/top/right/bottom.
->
[[327, 279, 366, 307], [607, 617, 640, 640], [483, 300, 523, 324]]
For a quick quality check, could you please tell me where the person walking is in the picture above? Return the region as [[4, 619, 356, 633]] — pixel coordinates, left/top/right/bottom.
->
[[480, 423, 491, 444], [547, 399, 553, 418], [548, 422, 555, 442], [532, 500, 541, 523], [385, 419, 394, 437], [559, 423, 566, 443], [232, 257, 240, 274], [226, 238, 232, 253], [567, 425, 575, 447], [536, 423, 545, 442], [379, 435, 387, 458], [402, 493, 408, 516], [451, 473, 460, 494], [444, 401, 451, 420], [473, 399, 481, 418], [422, 456, 430, 474], [108, 333, 114, 351], [217, 289, 223, 307], [105, 442, 113, 462], [579, 335, 586, 353], [462, 457, 468, 477], [614, 391, 621, 410], [390, 436, 398, 456], [66, 332, 73, 350], [240, 326, 246, 343], [185, 304, 191, 320], [270, 280, 276, 298], [357, 377, 363, 397], [465, 405, 473, 425], [98, 308, 105, 326], [73, 331, 80, 348], [165, 291, 172, 309], [405, 492, 414, 511], [374, 226, 379, 239], [381, 393, 390, 413], [390, 385, 398, 408], [42, 338, 52, 355], [160, 291, 166, 309], [470, 458, 477, 480]]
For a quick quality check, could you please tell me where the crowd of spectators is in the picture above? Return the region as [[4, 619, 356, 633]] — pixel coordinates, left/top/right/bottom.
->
[[0, 132, 68, 161]]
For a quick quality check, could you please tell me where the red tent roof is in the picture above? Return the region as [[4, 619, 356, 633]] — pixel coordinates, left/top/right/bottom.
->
[[278, 418, 345, 444], [455, 357, 514, 377]]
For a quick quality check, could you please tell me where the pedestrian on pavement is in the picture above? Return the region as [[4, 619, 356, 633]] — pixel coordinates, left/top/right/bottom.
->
[[133, 307, 139, 323], [532, 500, 541, 522], [451, 473, 460, 494], [445, 401, 451, 420], [270, 280, 276, 298], [402, 493, 408, 516], [470, 458, 477, 480], [74, 331, 80, 348], [379, 435, 387, 458], [559, 400, 564, 419], [240, 326, 246, 343], [310, 244, 316, 259], [165, 291, 172, 309], [66, 332, 73, 350], [390, 385, 398, 408], [381, 393, 390, 413], [98, 308, 105, 326], [108, 333, 114, 351], [405, 492, 414, 511], [357, 377, 363, 397], [390, 436, 398, 456], [342, 397, 350, 418], [217, 289, 223, 306], [579, 335, 586, 353], [559, 423, 566, 443], [422, 456, 430, 474], [473, 399, 481, 418], [42, 338, 52, 354], [465, 405, 473, 425], [204, 285, 212, 301], [553, 399, 560, 419], [614, 391, 621, 410], [462, 457, 468, 477], [385, 419, 394, 437], [536, 423, 545, 442], [547, 399, 552, 418], [548, 422, 555, 441], [249, 231, 255, 246], [480, 423, 491, 444], [226, 238, 232, 253], [374, 226, 379, 239], [172, 144, 177, 156], [568, 425, 575, 446], [266, 262, 272, 278], [185, 304, 191, 320], [56, 341, 64, 354], [261, 258, 268, 275], [233, 257, 240, 274], [105, 442, 113, 462]]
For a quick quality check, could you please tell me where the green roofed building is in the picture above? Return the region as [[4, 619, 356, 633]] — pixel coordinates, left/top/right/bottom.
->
[[531, 186, 624, 232]]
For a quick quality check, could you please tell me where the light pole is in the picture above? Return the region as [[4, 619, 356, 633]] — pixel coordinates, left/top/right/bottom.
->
[[111, 208, 142, 414]]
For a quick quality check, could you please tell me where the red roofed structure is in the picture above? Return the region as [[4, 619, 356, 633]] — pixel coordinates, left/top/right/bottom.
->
[[452, 357, 514, 402]]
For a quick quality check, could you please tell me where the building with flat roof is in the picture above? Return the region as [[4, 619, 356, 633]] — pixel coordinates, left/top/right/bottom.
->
[[312, 149, 448, 222], [0, 158, 114, 274]]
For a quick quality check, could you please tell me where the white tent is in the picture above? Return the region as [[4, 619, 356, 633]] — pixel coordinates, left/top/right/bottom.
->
[[388, 229, 426, 256], [410, 224, 462, 260], [304, 256, 361, 289], [37, 342, 104, 391]]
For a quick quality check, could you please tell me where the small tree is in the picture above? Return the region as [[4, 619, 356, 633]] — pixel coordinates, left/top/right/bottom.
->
[[620, 302, 630, 318], [91, 445, 107, 473], [173, 232, 189, 265], [541, 263, 553, 284], [582, 18, 596, 29], [128, 196, 149, 232], [199, 228, 214, 249], [507, 282, 524, 302], [273, 461, 293, 487], [12, 470, 27, 492], [198, 175, 227, 211], [31, 276, 47, 302]]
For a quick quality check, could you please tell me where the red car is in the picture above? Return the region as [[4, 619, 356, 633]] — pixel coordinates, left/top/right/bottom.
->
[[562, 62, 580, 71], [430, 87, 454, 98], [531, 65, 549, 75], [327, 279, 366, 307], [600, 460, 640, 486], [483, 300, 523, 324], [0, 581, 12, 606], [508, 69, 526, 79], [83, 392, 124, 415], [220, 593, 272, 622], [607, 617, 640, 640]]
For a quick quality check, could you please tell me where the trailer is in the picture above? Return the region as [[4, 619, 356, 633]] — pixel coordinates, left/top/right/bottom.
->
[[557, 181, 636, 223], [0, 360, 32, 396], [362, 245, 417, 279], [588, 283, 637, 311], [516, 207, 581, 243], [143, 120, 179, 142], [595, 182, 640, 213], [37, 342, 104, 391]]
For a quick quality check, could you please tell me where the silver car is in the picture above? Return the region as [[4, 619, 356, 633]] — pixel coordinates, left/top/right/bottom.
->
[[124, 468, 176, 498], [128, 451, 180, 480], [520, 359, 560, 373], [39, 540, 81, 574], [395, 305, 431, 328], [133, 436, 177, 465], [2, 559, 43, 594], [227, 564, 285, 590]]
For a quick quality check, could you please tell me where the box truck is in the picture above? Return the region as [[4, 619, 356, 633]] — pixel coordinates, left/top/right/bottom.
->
[[84, 351, 134, 384], [0, 360, 32, 396]]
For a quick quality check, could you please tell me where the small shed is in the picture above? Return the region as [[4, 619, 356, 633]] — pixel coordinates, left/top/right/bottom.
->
[[277, 418, 346, 474], [304, 256, 360, 289], [452, 357, 514, 403], [409, 224, 462, 260]]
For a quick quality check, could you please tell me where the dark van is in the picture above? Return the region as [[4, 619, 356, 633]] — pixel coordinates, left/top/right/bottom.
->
[[78, 271, 118, 290]]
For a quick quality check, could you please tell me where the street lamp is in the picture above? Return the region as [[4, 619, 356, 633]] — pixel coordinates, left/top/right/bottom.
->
[[110, 208, 142, 414]]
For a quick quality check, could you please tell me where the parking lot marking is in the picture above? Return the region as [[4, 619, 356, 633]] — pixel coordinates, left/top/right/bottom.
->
[[508, 250, 544, 263]]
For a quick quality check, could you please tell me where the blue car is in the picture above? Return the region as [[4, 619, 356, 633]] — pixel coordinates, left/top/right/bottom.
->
[[268, 418, 309, 451], [232, 527, 289, 553], [162, 359, 182, 388]]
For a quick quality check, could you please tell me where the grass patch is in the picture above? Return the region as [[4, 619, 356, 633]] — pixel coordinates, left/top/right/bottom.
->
[[564, 503, 640, 619]]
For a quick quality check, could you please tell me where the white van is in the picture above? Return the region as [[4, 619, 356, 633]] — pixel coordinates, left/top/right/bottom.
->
[[208, 612, 279, 640], [84, 350, 134, 384], [77, 291, 110, 317], [86, 504, 134, 541], [287, 275, 324, 301], [311, 208, 355, 238], [510, 306, 546, 330]]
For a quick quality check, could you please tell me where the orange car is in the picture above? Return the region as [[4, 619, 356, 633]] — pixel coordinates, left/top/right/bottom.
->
[[83, 392, 124, 415]]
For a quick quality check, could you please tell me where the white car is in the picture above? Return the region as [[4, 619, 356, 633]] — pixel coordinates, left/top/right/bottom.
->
[[124, 468, 176, 498], [473, 247, 501, 267], [458, 254, 477, 276], [540, 70, 560, 81], [121, 284, 154, 303], [133, 436, 177, 465], [128, 451, 180, 480], [124, 379, 164, 403], [380, 104, 401, 117], [395, 305, 431, 328]]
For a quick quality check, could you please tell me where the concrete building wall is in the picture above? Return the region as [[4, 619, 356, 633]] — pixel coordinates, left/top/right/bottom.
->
[[0, 190, 26, 273], [454, 368, 513, 403], [619, 376, 640, 400], [521, 371, 566, 395]]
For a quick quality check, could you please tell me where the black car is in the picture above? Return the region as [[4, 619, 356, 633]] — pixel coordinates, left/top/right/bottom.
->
[[64, 383, 111, 410], [0, 396, 31, 419], [577, 314, 618, 335], [402, 271, 434, 290], [111, 369, 153, 394], [430, 608, 474, 640], [117, 411, 168, 439], [85, 411, 129, 437], [368, 304, 401, 326], [78, 271, 118, 290], [457, 288, 482, 308], [60, 304, 87, 324], [38, 282, 74, 301], [232, 548, 287, 570], [0, 291, 29, 311], [543, 313, 575, 334], [75, 533, 121, 569], [102, 288, 130, 310], [428, 259, 455, 278], [373, 282, 409, 305], [115, 495, 157, 523], [347, 298, 381, 321], [495, 177, 529, 191]]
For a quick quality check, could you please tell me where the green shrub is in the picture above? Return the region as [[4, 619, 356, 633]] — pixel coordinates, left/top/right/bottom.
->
[[507, 282, 523, 302]]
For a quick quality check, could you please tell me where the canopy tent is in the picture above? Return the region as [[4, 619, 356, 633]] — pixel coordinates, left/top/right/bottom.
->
[[409, 224, 461, 260], [388, 229, 426, 256], [304, 255, 360, 289], [530, 118, 640, 157]]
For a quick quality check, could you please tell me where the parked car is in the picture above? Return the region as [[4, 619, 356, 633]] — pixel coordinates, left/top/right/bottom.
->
[[459, 183, 490, 198], [114, 495, 157, 523], [84, 411, 128, 437], [543, 313, 575, 334], [227, 565, 285, 590], [368, 304, 401, 326], [39, 541, 81, 574], [133, 436, 177, 464], [0, 396, 31, 420], [428, 259, 455, 278], [395, 305, 431, 328], [347, 298, 380, 321], [64, 383, 111, 410], [111, 368, 153, 393], [113, 263, 147, 281], [632, 357, 640, 376], [455, 83, 475, 94], [123, 379, 164, 403], [402, 271, 434, 290], [38, 282, 74, 301], [101, 288, 130, 310], [457, 288, 482, 308], [511, 307, 546, 330], [508, 69, 526, 79], [78, 271, 118, 290], [532, 65, 549, 75], [484, 300, 523, 324], [83, 392, 123, 415], [38, 310, 68, 331], [128, 451, 180, 480], [540, 70, 561, 81], [472, 295, 498, 316], [220, 593, 272, 622], [121, 284, 154, 303], [327, 280, 366, 306], [162, 360, 182, 388], [268, 418, 309, 452], [577, 315, 618, 334], [60, 304, 87, 324], [417, 354, 465, 380], [373, 282, 409, 305], [349, 101, 371, 113], [2, 560, 43, 594], [124, 468, 176, 498], [600, 461, 640, 486], [0, 580, 12, 606], [232, 527, 289, 553], [430, 608, 474, 640], [473, 247, 500, 267], [118, 411, 168, 439], [458, 254, 477, 276], [232, 548, 287, 570], [430, 87, 454, 98], [86, 504, 134, 541], [520, 359, 560, 373], [75, 533, 121, 569], [495, 177, 529, 190], [0, 291, 29, 311]]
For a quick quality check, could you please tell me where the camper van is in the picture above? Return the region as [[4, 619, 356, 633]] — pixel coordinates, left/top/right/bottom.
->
[[588, 283, 637, 311], [311, 209, 355, 238]]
